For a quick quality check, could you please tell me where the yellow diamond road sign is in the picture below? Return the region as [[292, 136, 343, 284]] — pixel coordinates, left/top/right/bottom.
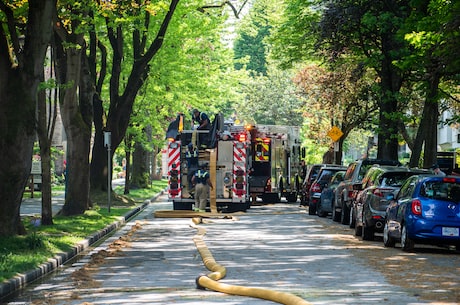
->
[[327, 126, 343, 142]]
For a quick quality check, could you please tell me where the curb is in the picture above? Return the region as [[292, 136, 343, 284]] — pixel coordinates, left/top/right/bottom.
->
[[0, 190, 165, 301]]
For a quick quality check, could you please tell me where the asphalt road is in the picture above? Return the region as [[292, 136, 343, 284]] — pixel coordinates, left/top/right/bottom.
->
[[7, 194, 459, 305]]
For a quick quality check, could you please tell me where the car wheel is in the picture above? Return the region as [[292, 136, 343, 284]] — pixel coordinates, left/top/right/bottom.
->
[[383, 221, 396, 247], [299, 194, 306, 206], [332, 207, 341, 222], [349, 206, 356, 228], [317, 201, 327, 217], [308, 201, 316, 215], [354, 223, 362, 236], [401, 224, 415, 251], [362, 224, 375, 241], [340, 201, 350, 225]]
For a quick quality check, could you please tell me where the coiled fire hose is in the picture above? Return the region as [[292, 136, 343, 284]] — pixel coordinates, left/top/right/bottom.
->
[[154, 210, 312, 305]]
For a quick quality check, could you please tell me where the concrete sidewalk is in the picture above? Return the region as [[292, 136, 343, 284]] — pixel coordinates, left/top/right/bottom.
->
[[20, 192, 65, 217]]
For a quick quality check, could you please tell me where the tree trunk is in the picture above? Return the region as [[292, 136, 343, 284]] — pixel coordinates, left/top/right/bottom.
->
[[131, 140, 150, 189], [151, 145, 162, 180], [37, 75, 55, 225], [377, 100, 399, 161], [422, 74, 440, 169], [0, 70, 35, 236], [55, 46, 92, 216], [409, 108, 428, 168], [0, 0, 55, 236], [39, 143, 53, 224], [409, 73, 440, 169], [90, 89, 108, 193], [124, 149, 131, 194], [376, 61, 402, 161]]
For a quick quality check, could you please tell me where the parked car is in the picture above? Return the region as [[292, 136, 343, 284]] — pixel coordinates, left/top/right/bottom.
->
[[353, 166, 428, 240], [384, 175, 460, 251], [332, 159, 401, 225], [300, 164, 343, 206], [318, 170, 346, 217], [308, 166, 347, 215]]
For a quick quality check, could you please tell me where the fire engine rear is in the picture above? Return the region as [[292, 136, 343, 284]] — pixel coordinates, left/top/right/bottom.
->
[[165, 114, 251, 212]]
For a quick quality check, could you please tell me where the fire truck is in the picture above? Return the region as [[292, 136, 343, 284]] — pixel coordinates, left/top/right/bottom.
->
[[247, 125, 303, 203], [165, 114, 251, 212]]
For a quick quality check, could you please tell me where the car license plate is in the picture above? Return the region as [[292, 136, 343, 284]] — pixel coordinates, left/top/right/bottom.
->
[[442, 227, 459, 237]]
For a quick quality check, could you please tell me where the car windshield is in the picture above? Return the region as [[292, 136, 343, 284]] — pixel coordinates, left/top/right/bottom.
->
[[420, 181, 460, 202], [380, 172, 415, 187]]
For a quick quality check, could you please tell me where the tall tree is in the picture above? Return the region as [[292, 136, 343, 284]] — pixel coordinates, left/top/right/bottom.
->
[[233, 0, 272, 75], [238, 66, 303, 126], [0, 0, 56, 236], [90, 0, 246, 194], [52, 2, 94, 215], [90, 0, 181, 194], [399, 0, 460, 168], [317, 0, 412, 161], [36, 68, 59, 225], [293, 62, 379, 165], [271, 0, 412, 162]]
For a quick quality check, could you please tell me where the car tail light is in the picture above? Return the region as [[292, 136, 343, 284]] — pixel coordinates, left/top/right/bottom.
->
[[443, 177, 457, 183], [238, 133, 247, 142], [348, 190, 355, 199], [372, 188, 392, 197], [311, 182, 321, 193], [411, 199, 422, 215]]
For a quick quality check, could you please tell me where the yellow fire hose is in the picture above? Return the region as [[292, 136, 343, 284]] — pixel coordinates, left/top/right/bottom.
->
[[154, 210, 312, 305]]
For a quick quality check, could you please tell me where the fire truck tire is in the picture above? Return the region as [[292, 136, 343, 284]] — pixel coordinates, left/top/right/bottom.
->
[[286, 193, 298, 203], [261, 193, 280, 203], [223, 203, 248, 213], [173, 201, 193, 210]]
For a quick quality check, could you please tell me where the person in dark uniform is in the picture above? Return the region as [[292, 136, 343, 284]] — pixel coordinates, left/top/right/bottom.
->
[[191, 164, 213, 212], [192, 109, 211, 148], [186, 143, 199, 192]]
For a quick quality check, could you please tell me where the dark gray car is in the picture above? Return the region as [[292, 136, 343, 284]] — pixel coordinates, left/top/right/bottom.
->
[[353, 166, 429, 240], [318, 170, 346, 217], [309, 166, 347, 215], [333, 159, 401, 225]]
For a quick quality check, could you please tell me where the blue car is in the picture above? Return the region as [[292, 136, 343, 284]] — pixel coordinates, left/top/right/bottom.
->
[[384, 175, 460, 251]]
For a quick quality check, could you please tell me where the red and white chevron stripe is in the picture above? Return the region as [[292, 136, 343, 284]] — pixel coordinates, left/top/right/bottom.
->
[[168, 141, 181, 198], [233, 141, 247, 200]]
